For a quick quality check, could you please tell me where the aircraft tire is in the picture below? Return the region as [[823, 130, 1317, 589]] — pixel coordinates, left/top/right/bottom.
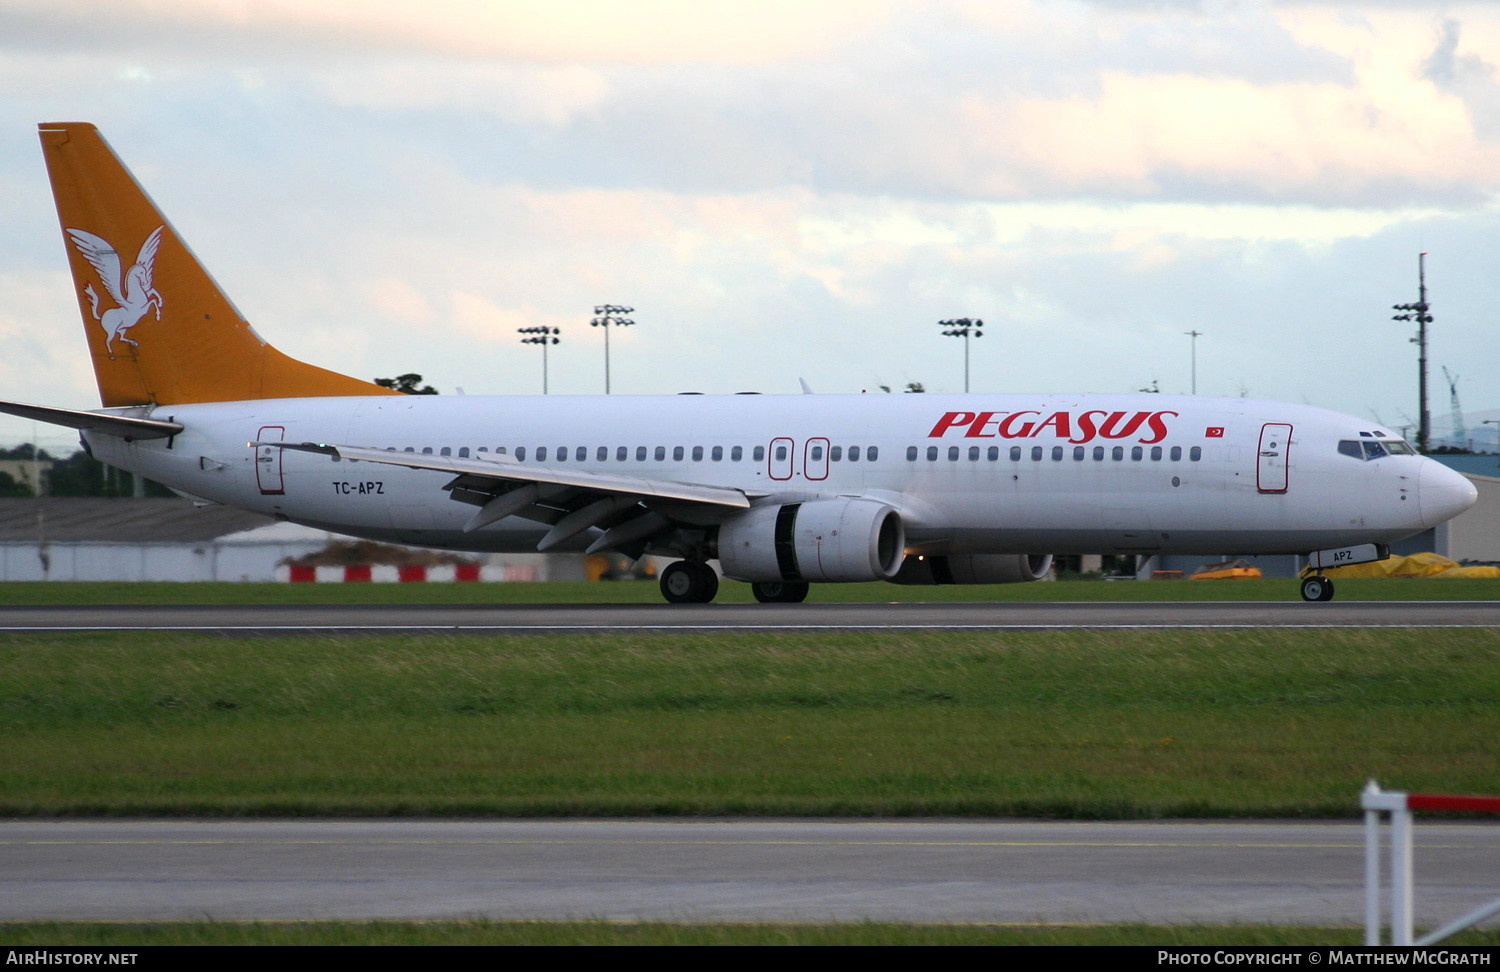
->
[[661, 561, 719, 604], [1300, 576, 1335, 602], [751, 581, 810, 604]]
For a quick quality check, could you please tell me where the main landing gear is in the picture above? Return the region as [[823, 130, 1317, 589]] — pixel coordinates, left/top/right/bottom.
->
[[660, 561, 719, 604], [750, 581, 809, 604], [1300, 574, 1336, 602]]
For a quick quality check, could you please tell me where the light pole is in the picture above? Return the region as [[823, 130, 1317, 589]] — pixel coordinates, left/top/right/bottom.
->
[[591, 304, 634, 394], [1484, 420, 1500, 469], [517, 326, 560, 394], [938, 318, 983, 393], [1185, 329, 1202, 394], [1392, 252, 1433, 453]]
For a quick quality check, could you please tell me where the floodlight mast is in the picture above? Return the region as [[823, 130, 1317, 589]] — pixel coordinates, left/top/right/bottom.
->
[[938, 318, 983, 393], [1391, 253, 1432, 453], [591, 305, 635, 395], [517, 326, 561, 394]]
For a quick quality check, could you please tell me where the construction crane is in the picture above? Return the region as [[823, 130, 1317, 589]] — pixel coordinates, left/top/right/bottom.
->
[[1442, 366, 1465, 449]]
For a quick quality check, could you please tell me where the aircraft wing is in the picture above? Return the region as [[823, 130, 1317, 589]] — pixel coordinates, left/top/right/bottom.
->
[[266, 440, 756, 554]]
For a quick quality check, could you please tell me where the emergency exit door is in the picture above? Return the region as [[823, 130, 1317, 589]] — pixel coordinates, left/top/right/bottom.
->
[[1257, 423, 1292, 494]]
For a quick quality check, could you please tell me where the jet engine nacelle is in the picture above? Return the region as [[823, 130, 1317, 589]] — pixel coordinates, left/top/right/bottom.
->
[[891, 553, 1054, 585], [716, 498, 905, 583]]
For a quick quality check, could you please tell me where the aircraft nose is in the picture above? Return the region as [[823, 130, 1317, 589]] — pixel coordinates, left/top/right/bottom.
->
[[1418, 460, 1478, 528]]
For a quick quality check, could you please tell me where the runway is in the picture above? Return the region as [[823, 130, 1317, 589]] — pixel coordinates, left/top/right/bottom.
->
[[4, 819, 1497, 925], [2, 599, 1498, 633]]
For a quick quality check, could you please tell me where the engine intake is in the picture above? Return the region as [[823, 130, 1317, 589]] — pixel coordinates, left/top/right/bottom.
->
[[717, 499, 905, 582]]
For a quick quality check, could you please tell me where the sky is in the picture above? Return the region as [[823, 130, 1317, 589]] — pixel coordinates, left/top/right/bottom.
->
[[2, 0, 1498, 456]]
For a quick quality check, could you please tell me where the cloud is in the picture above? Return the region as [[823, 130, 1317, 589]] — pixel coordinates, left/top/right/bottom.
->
[[0, 0, 890, 65]]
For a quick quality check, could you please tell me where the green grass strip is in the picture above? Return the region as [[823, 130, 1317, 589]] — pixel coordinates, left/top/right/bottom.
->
[[3, 629, 1497, 817]]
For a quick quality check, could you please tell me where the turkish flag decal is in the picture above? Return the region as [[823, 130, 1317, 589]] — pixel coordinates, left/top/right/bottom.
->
[[1205, 427, 1225, 437]]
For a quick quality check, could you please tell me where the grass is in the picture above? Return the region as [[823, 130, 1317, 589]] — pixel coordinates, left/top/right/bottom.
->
[[4, 921, 1499, 946], [3, 628, 1497, 817], [0, 576, 1497, 605]]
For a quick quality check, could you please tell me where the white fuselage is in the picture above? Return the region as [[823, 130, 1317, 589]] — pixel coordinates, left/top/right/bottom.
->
[[87, 391, 1475, 560]]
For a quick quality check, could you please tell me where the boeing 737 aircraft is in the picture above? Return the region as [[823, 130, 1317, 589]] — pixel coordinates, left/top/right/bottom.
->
[[0, 123, 1479, 603]]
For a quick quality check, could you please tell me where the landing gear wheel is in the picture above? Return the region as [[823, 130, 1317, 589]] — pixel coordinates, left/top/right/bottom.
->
[[751, 581, 810, 604], [660, 561, 720, 604], [1300, 576, 1335, 602]]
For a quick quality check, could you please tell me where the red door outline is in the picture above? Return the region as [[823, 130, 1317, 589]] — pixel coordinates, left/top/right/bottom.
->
[[768, 437, 795, 480], [1257, 423, 1292, 494], [256, 425, 286, 495], [803, 437, 829, 481]]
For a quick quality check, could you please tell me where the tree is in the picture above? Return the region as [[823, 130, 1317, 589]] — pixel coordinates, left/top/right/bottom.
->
[[374, 373, 438, 395]]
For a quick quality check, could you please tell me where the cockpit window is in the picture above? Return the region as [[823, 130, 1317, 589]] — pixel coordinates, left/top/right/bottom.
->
[[1339, 439, 1414, 460]]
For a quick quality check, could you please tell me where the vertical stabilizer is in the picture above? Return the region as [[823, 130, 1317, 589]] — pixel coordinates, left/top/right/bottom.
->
[[39, 122, 397, 406]]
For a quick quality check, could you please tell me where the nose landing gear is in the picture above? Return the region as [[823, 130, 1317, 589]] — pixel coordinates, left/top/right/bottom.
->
[[1299, 574, 1336, 602]]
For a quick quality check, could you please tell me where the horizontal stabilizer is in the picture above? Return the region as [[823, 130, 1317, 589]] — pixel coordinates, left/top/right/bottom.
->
[[0, 399, 182, 440]]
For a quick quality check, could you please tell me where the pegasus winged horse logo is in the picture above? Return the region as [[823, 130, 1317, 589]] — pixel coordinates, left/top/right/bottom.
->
[[65, 225, 165, 358]]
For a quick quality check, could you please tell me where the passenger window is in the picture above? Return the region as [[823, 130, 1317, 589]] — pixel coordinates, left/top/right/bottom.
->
[[596, 447, 607, 461], [1190, 446, 1201, 461], [948, 446, 960, 461], [968, 446, 980, 461], [1031, 446, 1043, 461], [810, 445, 822, 461], [1073, 446, 1085, 461], [516, 447, 527, 461], [654, 446, 666, 461], [753, 446, 765, 462], [616, 446, 627, 461], [1112, 446, 1123, 461], [867, 446, 878, 461], [1011, 446, 1022, 461], [440, 446, 451, 457], [422, 446, 433, 454], [635, 446, 646, 461], [987, 446, 999, 461], [849, 446, 861, 462], [458, 447, 469, 458], [692, 446, 704, 461], [1151, 446, 1163, 461], [1131, 446, 1143, 461], [927, 446, 939, 461], [731, 446, 743, 461], [830, 446, 842, 462], [673, 446, 685, 461], [1170, 446, 1181, 461], [556, 448, 566, 462], [907, 446, 918, 461], [1051, 446, 1063, 461], [712, 446, 723, 461], [774, 445, 787, 461], [404, 446, 415, 453], [1093, 446, 1104, 461]]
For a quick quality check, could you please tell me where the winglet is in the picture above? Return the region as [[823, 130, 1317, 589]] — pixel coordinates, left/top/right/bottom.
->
[[39, 122, 398, 407]]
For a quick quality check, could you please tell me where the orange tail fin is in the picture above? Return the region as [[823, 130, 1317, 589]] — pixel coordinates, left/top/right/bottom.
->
[[39, 122, 397, 407]]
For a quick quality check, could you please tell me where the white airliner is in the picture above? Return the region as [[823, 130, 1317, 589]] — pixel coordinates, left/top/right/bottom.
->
[[0, 123, 1478, 603]]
